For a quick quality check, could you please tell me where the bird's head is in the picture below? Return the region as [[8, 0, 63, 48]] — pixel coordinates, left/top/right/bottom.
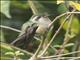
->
[[21, 15, 51, 35], [31, 15, 51, 34]]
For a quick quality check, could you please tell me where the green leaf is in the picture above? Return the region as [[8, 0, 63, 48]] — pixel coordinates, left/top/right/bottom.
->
[[15, 51, 20, 55], [60, 16, 80, 37], [53, 43, 74, 48], [15, 51, 24, 56], [5, 52, 14, 56], [1, 43, 13, 51], [63, 48, 69, 54], [19, 53, 24, 56], [57, 3, 69, 14], [65, 43, 74, 47], [53, 45, 61, 48], [1, 1, 11, 18]]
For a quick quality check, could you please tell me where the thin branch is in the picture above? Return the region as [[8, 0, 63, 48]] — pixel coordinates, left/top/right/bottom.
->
[[41, 57, 80, 60], [0, 25, 21, 32], [1, 57, 80, 60], [34, 37, 41, 41], [70, 57, 80, 60], [40, 51, 80, 59]]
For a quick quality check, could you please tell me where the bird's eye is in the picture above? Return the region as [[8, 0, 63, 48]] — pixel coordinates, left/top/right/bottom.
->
[[35, 16, 41, 21], [32, 16, 41, 22]]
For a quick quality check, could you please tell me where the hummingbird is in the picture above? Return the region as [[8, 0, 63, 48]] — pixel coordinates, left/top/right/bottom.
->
[[11, 15, 51, 50], [21, 15, 51, 35]]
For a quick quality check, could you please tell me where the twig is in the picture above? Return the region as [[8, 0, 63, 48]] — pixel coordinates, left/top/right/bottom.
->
[[1, 57, 80, 60], [42, 57, 80, 60], [0, 25, 21, 32], [38, 12, 71, 57], [34, 37, 41, 41], [40, 51, 80, 59]]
